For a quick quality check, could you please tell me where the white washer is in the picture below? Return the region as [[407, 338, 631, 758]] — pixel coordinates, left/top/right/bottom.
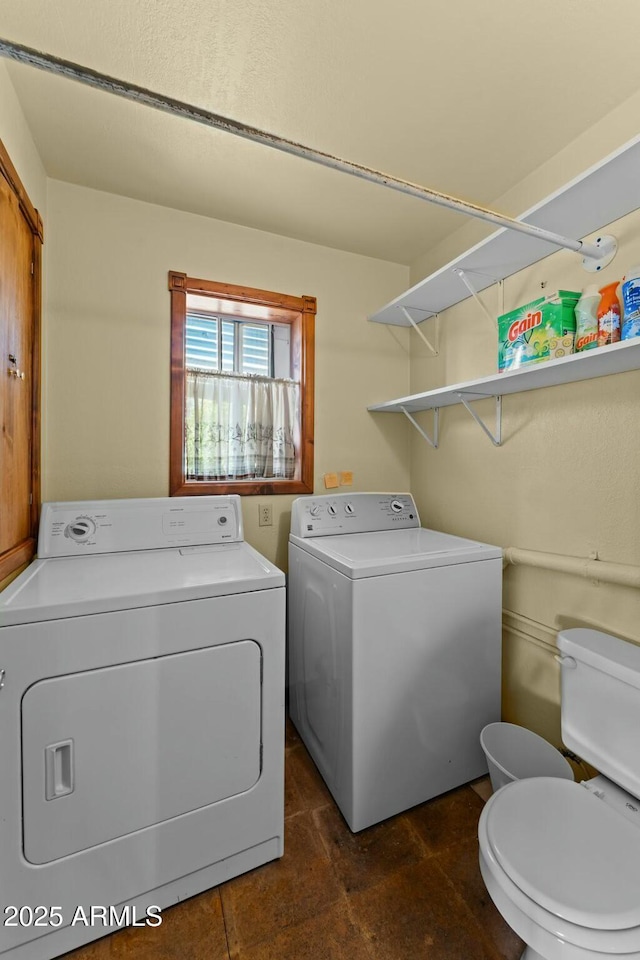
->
[[0, 496, 285, 960], [288, 492, 502, 832]]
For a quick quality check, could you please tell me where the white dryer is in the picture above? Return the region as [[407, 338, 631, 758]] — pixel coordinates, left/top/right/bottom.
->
[[288, 492, 502, 832], [0, 496, 285, 960]]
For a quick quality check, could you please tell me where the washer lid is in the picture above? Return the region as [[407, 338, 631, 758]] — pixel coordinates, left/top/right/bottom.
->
[[289, 527, 502, 578], [0, 542, 284, 626], [485, 778, 640, 931]]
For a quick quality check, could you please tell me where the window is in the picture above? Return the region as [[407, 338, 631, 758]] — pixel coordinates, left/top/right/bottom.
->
[[185, 313, 283, 376], [169, 271, 316, 496]]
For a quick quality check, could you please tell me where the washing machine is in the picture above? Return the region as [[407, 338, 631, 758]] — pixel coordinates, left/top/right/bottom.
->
[[0, 496, 285, 959], [288, 492, 502, 832]]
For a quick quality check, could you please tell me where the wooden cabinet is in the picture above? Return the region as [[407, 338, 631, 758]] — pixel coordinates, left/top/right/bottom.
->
[[0, 140, 42, 582]]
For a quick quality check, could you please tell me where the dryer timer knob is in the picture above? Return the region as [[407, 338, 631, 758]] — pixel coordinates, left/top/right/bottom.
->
[[65, 517, 96, 542], [390, 499, 404, 513]]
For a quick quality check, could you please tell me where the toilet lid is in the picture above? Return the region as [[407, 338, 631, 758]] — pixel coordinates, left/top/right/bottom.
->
[[485, 778, 640, 930]]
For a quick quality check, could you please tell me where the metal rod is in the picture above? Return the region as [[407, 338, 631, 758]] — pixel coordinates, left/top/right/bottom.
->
[[0, 37, 606, 261]]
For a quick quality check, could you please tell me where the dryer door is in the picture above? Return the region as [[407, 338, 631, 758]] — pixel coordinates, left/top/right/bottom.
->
[[22, 641, 262, 864]]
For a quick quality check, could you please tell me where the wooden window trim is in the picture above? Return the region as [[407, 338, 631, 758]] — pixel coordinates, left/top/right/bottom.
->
[[169, 271, 315, 497]]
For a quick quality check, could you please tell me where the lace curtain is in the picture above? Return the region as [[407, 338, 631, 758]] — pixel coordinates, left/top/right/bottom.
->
[[185, 370, 299, 480]]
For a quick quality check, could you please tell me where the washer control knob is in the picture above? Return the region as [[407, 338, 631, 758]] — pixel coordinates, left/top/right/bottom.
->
[[390, 499, 404, 513], [327, 504, 337, 517], [64, 517, 96, 542], [309, 505, 321, 518], [344, 503, 355, 515]]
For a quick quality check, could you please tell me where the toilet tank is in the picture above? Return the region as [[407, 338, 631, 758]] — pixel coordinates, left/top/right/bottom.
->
[[558, 629, 640, 796]]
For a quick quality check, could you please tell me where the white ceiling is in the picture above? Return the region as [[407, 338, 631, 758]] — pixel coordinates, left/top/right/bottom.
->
[[3, 0, 640, 264]]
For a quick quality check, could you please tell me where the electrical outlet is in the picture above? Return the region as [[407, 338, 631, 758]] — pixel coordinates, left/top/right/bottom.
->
[[259, 503, 273, 527]]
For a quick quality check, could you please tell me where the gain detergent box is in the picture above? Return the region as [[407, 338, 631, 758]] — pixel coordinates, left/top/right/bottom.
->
[[498, 290, 580, 372]]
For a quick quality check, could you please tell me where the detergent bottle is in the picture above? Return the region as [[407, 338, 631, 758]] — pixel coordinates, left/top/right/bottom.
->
[[621, 265, 640, 341], [597, 281, 621, 347], [574, 285, 600, 352]]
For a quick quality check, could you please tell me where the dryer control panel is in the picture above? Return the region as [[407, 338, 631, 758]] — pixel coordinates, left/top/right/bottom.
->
[[38, 496, 244, 557], [290, 492, 420, 538]]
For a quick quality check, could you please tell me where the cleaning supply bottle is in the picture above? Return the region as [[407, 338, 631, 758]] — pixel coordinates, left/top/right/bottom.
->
[[597, 281, 621, 347], [574, 285, 600, 352], [621, 265, 640, 341]]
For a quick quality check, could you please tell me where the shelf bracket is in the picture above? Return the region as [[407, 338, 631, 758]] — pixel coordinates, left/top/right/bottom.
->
[[400, 405, 439, 448], [582, 234, 618, 273], [399, 307, 439, 356], [454, 269, 497, 328], [456, 393, 502, 446]]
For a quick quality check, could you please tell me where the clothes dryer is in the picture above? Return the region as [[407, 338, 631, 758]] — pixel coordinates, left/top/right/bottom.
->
[[0, 496, 284, 959], [288, 492, 501, 831]]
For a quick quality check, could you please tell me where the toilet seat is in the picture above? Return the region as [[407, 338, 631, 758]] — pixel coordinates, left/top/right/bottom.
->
[[479, 835, 640, 956], [483, 778, 640, 936]]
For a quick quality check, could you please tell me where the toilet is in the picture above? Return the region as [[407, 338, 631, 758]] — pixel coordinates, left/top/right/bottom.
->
[[478, 628, 640, 960]]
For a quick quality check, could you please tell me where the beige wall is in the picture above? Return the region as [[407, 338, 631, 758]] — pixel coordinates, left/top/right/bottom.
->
[[42, 180, 410, 570], [406, 100, 640, 744], [0, 63, 47, 215]]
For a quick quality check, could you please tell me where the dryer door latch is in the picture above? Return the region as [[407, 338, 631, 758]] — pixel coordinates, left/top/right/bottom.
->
[[45, 740, 75, 800]]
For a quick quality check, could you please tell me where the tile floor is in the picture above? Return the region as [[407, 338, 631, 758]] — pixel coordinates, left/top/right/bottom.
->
[[64, 722, 524, 960]]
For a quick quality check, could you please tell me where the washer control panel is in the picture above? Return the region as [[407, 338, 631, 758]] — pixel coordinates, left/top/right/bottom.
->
[[290, 493, 419, 538], [38, 496, 243, 557]]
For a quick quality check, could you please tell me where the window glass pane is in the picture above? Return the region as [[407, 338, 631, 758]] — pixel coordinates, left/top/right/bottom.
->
[[241, 324, 271, 375], [185, 314, 219, 371], [221, 320, 235, 372], [186, 314, 277, 376]]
